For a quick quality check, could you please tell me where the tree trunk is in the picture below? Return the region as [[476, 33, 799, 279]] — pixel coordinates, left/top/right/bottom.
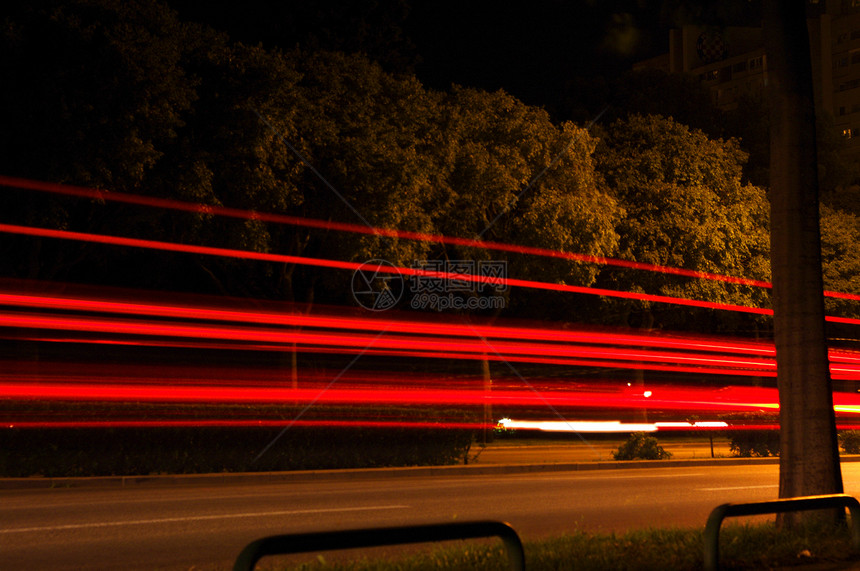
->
[[482, 356, 493, 445], [763, 0, 843, 523]]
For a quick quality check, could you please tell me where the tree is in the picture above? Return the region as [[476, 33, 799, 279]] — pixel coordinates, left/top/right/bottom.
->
[[820, 204, 860, 321], [421, 86, 622, 322], [421, 86, 622, 440], [0, 0, 196, 192], [158, 39, 308, 298], [0, 0, 200, 285], [285, 49, 445, 305], [596, 114, 771, 333], [169, 0, 420, 75], [763, 0, 843, 521]]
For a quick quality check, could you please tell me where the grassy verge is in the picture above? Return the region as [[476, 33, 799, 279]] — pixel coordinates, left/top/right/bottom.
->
[[280, 521, 857, 570]]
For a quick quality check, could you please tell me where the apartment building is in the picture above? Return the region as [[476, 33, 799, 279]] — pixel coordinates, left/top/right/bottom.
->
[[635, 0, 860, 156]]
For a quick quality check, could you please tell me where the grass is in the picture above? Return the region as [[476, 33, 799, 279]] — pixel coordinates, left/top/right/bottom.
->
[[277, 521, 858, 570]]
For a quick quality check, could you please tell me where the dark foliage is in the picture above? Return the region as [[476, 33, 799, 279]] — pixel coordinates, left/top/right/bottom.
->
[[839, 430, 860, 455], [611, 432, 672, 460], [0, 423, 474, 477], [724, 413, 780, 457]]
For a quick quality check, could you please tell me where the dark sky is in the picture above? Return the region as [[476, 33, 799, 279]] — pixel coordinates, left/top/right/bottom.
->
[[166, 1, 673, 112]]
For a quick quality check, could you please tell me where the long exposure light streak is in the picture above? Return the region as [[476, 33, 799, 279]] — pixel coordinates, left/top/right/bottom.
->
[[496, 419, 732, 433], [0, 286, 849, 373], [0, 334, 788, 377], [0, 283, 778, 355], [4, 177, 860, 434], [0, 222, 803, 318], [0, 175, 773, 289], [2, 284, 860, 381], [0, 310, 782, 376], [3, 382, 860, 420], [22, 419, 860, 431], [0, 307, 778, 370], [3, 420, 487, 430], [5, 174, 860, 302], [0, 382, 792, 408]]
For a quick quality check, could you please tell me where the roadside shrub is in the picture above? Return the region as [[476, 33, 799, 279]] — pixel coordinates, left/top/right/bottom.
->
[[727, 429, 780, 457], [839, 430, 860, 454], [736, 435, 776, 458], [723, 413, 780, 457], [612, 432, 672, 460]]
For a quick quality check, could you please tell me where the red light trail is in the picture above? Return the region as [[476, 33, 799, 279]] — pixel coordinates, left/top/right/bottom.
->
[[2, 176, 860, 433], [2, 420, 486, 430], [0, 309, 781, 376], [0, 221, 847, 321], [2, 381, 860, 421], [1, 282, 860, 424], [2, 284, 860, 431], [0, 382, 793, 409], [0, 175, 772, 289], [0, 283, 777, 354], [4, 174, 860, 303], [6, 283, 856, 379]]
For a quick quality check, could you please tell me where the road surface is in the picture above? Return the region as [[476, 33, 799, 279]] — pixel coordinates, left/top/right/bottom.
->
[[3, 461, 860, 570]]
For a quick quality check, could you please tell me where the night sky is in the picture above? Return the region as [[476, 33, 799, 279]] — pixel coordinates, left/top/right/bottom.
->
[[165, 1, 678, 113]]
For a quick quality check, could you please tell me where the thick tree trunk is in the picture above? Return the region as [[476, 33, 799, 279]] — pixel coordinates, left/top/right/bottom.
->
[[763, 0, 843, 522]]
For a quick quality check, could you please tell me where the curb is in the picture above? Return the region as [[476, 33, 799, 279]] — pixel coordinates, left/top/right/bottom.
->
[[3, 454, 841, 491]]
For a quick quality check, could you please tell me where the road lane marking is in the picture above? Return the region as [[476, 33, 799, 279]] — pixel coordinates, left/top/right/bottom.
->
[[595, 473, 708, 479], [698, 485, 777, 491], [0, 504, 410, 534]]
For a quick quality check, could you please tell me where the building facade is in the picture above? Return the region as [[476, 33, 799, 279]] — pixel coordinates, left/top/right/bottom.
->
[[635, 0, 860, 157]]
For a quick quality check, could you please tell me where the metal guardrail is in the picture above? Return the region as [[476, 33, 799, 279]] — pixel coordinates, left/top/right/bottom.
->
[[233, 520, 526, 571], [703, 493, 860, 571]]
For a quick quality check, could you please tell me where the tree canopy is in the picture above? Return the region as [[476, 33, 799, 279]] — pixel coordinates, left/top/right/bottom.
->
[[596, 114, 771, 330], [821, 204, 860, 320], [5, 0, 859, 336]]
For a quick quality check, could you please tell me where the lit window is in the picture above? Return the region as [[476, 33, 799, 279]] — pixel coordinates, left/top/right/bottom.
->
[[843, 128, 853, 138]]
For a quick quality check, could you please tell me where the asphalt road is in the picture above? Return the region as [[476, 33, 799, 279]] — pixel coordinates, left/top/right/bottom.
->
[[5, 461, 860, 571]]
